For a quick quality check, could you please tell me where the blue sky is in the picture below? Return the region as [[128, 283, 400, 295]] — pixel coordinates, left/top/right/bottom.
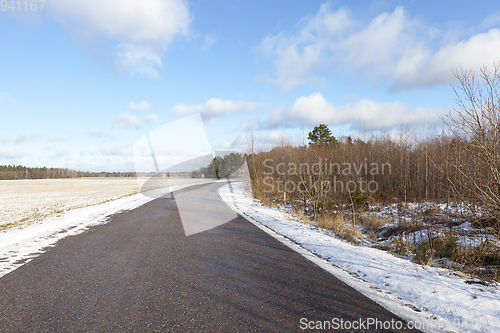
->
[[1, 0, 500, 171]]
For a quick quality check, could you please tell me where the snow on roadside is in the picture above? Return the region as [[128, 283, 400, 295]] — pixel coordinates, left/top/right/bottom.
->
[[0, 181, 212, 279], [219, 182, 500, 333]]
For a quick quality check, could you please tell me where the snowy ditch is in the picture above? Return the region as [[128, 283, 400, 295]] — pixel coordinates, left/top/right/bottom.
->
[[219, 182, 500, 333]]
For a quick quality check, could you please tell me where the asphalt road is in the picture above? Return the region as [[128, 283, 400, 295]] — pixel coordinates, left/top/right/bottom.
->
[[0, 182, 419, 332]]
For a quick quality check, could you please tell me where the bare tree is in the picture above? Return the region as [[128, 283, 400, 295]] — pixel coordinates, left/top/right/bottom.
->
[[445, 62, 500, 221]]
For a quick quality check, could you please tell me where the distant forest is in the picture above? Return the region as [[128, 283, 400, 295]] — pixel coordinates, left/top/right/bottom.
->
[[0, 165, 135, 180], [191, 153, 245, 179]]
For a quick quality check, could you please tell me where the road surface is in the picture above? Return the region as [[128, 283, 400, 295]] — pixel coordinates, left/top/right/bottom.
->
[[0, 182, 419, 332]]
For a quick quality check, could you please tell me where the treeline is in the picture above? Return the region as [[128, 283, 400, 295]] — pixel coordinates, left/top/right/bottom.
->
[[247, 134, 452, 215], [0, 165, 135, 180], [244, 126, 500, 276], [248, 65, 500, 225], [192, 153, 245, 179], [246, 129, 500, 224]]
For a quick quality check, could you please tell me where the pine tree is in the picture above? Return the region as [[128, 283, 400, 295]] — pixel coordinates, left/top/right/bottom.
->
[[307, 124, 338, 147]]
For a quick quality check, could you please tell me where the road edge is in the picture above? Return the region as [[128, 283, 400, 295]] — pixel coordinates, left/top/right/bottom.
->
[[219, 183, 437, 333]]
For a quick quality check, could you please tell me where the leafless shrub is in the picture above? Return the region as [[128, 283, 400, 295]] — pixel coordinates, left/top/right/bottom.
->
[[444, 62, 500, 223]]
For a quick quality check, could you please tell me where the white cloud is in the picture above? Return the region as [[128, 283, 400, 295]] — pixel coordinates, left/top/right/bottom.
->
[[172, 98, 258, 120], [228, 130, 291, 152], [202, 33, 216, 50], [257, 4, 353, 90], [0, 148, 24, 159], [482, 11, 500, 28], [1, 132, 66, 144], [268, 92, 444, 131], [50, 150, 70, 159], [237, 116, 261, 131], [224, 132, 253, 151], [0, 134, 11, 143], [87, 129, 113, 139], [129, 100, 151, 112], [47, 0, 191, 77], [257, 3, 500, 90], [101, 147, 124, 156], [112, 113, 158, 129], [218, 140, 234, 149], [395, 29, 500, 88], [113, 113, 141, 128], [14, 133, 44, 144], [116, 44, 164, 77], [262, 130, 291, 144], [47, 133, 66, 142], [143, 114, 158, 123]]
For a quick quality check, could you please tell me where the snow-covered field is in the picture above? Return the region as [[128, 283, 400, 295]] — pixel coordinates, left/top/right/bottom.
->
[[220, 182, 500, 333], [0, 177, 208, 230], [0, 178, 213, 279]]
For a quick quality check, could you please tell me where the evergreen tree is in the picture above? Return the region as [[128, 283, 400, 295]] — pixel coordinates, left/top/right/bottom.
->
[[307, 124, 338, 147]]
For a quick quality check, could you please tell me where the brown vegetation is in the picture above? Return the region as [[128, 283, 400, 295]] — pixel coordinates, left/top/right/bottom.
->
[[245, 64, 500, 281]]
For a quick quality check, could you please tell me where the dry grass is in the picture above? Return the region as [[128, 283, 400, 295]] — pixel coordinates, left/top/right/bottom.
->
[[357, 213, 390, 241], [360, 213, 389, 231], [292, 209, 310, 224], [317, 212, 348, 233], [342, 225, 363, 243], [316, 212, 364, 243]]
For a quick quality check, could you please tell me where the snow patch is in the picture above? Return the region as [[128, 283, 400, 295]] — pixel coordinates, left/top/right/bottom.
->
[[220, 182, 500, 333]]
